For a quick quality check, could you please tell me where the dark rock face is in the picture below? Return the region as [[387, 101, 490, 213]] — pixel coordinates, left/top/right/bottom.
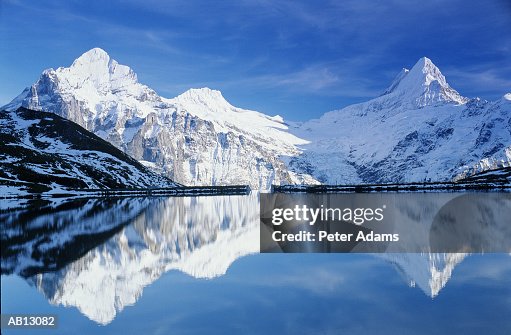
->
[[0, 107, 176, 194]]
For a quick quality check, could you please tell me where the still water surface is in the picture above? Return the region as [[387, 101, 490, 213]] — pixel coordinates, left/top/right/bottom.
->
[[1, 194, 510, 334]]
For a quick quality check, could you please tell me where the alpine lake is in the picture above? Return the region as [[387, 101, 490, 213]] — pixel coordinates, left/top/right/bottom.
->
[[1, 192, 510, 334]]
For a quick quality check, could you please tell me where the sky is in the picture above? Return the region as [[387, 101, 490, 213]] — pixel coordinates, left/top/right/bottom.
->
[[1, 0, 510, 121]]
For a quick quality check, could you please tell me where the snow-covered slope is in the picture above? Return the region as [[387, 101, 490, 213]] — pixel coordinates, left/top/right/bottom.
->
[[289, 58, 511, 184], [0, 107, 176, 196], [4, 48, 313, 190], [4, 50, 510, 187]]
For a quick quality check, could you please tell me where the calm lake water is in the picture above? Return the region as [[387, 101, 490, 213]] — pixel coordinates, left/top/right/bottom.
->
[[1, 194, 510, 334]]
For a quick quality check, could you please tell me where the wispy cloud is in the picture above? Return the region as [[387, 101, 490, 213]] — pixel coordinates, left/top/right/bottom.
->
[[447, 65, 511, 97], [157, 62, 379, 100], [251, 65, 341, 92]]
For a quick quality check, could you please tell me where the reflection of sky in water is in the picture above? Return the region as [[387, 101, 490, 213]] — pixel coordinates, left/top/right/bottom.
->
[[2, 253, 510, 335]]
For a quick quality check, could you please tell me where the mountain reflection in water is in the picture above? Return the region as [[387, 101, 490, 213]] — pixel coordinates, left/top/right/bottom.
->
[[1, 195, 259, 324], [1, 193, 509, 326]]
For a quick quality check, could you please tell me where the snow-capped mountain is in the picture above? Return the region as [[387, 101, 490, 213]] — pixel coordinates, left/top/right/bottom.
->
[[4, 48, 313, 190], [289, 57, 511, 184], [4, 49, 510, 187], [379, 57, 467, 107], [0, 107, 176, 196]]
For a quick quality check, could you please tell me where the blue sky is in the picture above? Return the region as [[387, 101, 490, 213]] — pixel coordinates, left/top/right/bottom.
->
[[1, 0, 510, 121]]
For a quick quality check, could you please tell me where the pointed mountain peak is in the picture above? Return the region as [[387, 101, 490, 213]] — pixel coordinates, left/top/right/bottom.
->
[[407, 56, 448, 88], [416, 56, 434, 67], [73, 47, 110, 65], [61, 48, 138, 89], [381, 57, 467, 107]]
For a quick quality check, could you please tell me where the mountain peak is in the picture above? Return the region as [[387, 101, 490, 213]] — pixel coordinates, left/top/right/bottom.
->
[[63, 48, 138, 91], [381, 57, 467, 107], [72, 48, 110, 66], [2, 47, 143, 117], [416, 56, 433, 66], [172, 87, 233, 110], [407, 56, 448, 88], [184, 87, 224, 99]]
